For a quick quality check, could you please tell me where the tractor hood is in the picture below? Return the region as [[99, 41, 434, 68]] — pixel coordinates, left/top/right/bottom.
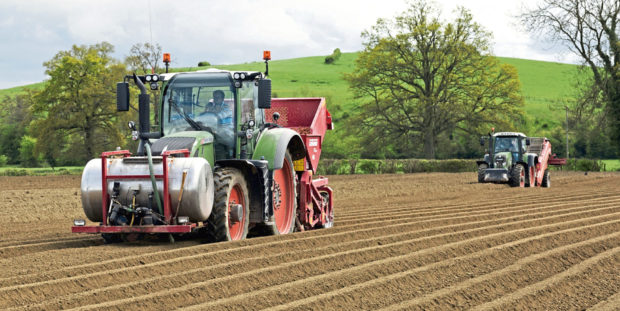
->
[[493, 152, 512, 169]]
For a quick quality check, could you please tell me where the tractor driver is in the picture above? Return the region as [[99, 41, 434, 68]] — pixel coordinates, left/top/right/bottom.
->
[[201, 90, 235, 158]]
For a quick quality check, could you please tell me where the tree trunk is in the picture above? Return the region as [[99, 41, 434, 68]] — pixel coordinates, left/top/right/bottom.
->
[[84, 125, 94, 161], [423, 127, 435, 159]]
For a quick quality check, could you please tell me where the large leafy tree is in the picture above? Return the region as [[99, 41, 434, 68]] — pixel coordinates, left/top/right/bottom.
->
[[520, 0, 620, 152], [345, 1, 523, 159], [32, 42, 128, 162]]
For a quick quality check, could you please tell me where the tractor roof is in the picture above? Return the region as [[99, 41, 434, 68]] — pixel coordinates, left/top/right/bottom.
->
[[160, 68, 263, 82], [493, 132, 526, 138]]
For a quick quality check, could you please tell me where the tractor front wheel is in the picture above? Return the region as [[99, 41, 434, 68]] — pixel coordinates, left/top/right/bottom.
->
[[510, 164, 525, 187], [266, 151, 297, 235], [206, 168, 250, 242], [477, 163, 488, 183]]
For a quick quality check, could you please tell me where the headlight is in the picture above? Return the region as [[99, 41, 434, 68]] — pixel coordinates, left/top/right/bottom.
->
[[233, 73, 240, 79], [177, 216, 189, 224], [145, 75, 152, 82], [73, 219, 86, 226], [152, 75, 159, 82]]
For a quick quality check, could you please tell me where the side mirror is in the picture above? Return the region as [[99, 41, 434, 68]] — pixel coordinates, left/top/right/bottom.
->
[[116, 82, 129, 112], [258, 78, 271, 109], [525, 138, 531, 146]]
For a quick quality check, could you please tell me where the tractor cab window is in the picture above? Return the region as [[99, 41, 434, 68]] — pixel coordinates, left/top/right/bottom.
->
[[494, 137, 519, 153], [162, 73, 236, 159], [239, 81, 262, 126]]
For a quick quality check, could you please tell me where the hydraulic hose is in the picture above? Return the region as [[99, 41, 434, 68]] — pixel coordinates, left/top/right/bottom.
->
[[145, 143, 164, 217]]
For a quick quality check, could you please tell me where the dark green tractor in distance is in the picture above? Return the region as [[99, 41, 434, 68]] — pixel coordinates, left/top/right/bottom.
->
[[477, 132, 559, 188]]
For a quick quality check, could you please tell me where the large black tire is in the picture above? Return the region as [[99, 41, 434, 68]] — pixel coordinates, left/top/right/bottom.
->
[[477, 163, 488, 183], [205, 168, 250, 242], [264, 151, 297, 235], [525, 165, 536, 187], [541, 169, 551, 188], [510, 164, 525, 187]]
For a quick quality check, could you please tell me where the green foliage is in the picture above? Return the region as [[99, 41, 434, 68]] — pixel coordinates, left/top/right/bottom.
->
[[198, 61, 211, 67], [565, 158, 605, 172], [345, 2, 523, 159], [0, 155, 7, 167], [324, 48, 342, 64], [317, 158, 476, 175], [19, 136, 41, 167], [31, 42, 128, 163], [0, 166, 83, 176]]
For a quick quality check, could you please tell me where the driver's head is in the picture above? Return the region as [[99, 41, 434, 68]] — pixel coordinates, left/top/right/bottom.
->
[[213, 90, 225, 105]]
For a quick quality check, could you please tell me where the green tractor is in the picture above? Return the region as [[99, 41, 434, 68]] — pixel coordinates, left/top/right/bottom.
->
[[477, 132, 555, 188], [73, 52, 334, 243]]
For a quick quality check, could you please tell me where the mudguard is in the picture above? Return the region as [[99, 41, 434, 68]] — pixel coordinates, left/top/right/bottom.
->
[[253, 128, 305, 170]]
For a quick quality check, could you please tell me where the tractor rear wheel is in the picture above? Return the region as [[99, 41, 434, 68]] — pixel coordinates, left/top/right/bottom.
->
[[541, 169, 551, 188], [526, 165, 535, 187], [205, 168, 250, 242], [510, 164, 525, 187], [265, 151, 297, 235], [477, 163, 488, 183]]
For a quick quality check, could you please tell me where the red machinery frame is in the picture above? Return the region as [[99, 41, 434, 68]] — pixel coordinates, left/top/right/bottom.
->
[[72, 149, 196, 234]]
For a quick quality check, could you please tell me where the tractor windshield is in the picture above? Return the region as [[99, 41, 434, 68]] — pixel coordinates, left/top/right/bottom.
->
[[162, 72, 236, 156], [494, 137, 519, 153]]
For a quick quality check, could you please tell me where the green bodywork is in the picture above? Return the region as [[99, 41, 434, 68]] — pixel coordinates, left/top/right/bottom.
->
[[164, 131, 215, 165]]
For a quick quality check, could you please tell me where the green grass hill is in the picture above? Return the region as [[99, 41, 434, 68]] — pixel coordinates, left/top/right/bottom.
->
[[1, 52, 584, 139]]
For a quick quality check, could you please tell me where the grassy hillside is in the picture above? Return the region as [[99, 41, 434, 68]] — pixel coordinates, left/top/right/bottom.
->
[[1, 52, 584, 138]]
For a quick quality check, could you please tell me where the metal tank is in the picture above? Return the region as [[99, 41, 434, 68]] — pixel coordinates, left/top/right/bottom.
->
[[81, 156, 214, 223]]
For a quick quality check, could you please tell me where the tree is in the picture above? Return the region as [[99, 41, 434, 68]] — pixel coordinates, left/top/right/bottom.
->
[[32, 42, 127, 163], [0, 92, 33, 164], [125, 42, 162, 74], [125, 42, 163, 128], [345, 1, 523, 159], [520, 0, 620, 152]]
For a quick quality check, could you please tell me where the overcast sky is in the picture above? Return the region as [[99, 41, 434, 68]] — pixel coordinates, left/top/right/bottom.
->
[[0, 0, 575, 90]]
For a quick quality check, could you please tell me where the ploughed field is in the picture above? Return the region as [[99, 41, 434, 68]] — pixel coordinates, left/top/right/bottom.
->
[[1, 172, 619, 310]]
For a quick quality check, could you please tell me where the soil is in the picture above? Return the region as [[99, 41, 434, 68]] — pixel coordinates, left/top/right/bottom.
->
[[0, 171, 618, 310]]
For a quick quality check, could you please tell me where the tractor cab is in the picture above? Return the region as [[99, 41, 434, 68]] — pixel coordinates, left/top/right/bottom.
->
[[159, 70, 268, 161]]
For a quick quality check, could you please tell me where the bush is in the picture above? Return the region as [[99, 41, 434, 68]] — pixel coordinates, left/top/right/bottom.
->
[[566, 158, 604, 171], [197, 61, 211, 67], [0, 155, 7, 167], [317, 158, 476, 175], [1, 168, 29, 176], [324, 48, 342, 64]]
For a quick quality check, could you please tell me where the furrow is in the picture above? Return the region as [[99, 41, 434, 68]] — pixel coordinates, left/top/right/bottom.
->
[[1, 195, 614, 288], [177, 213, 620, 311], [268, 228, 620, 311], [471, 247, 620, 311], [337, 190, 616, 219], [589, 291, 620, 311], [17, 208, 620, 310], [60, 207, 620, 310]]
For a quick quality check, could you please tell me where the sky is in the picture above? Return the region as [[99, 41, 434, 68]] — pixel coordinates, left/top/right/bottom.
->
[[0, 0, 576, 90]]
